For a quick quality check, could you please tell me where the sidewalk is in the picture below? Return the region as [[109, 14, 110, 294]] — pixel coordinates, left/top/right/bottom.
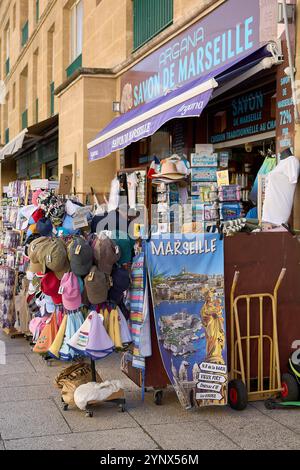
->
[[1, 330, 300, 450]]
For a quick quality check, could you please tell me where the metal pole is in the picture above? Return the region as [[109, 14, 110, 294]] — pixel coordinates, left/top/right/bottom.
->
[[282, 0, 300, 122]]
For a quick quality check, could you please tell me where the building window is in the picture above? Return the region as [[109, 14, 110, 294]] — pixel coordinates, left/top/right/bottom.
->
[[133, 0, 173, 50], [13, 82, 16, 108], [20, 66, 28, 129], [36, 0, 40, 23], [20, 1, 29, 48], [21, 20, 29, 47], [5, 25, 10, 76], [70, 0, 83, 63], [13, 4, 16, 30]]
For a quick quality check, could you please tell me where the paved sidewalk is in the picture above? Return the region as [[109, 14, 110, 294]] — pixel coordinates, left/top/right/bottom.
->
[[0, 330, 300, 450]]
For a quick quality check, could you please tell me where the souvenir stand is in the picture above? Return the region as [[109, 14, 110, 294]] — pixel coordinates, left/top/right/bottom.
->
[[0, 180, 30, 337], [3, 182, 137, 416]]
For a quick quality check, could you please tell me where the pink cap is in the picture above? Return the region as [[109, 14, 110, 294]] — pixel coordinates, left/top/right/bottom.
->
[[60, 272, 82, 311]]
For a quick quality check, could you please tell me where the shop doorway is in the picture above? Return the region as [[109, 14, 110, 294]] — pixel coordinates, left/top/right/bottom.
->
[[216, 136, 276, 216]]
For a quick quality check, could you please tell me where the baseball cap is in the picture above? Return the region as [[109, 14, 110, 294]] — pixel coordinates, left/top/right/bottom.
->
[[29, 208, 44, 224], [93, 235, 120, 274], [108, 266, 130, 305], [38, 238, 70, 279], [41, 271, 62, 305], [84, 266, 109, 305], [36, 217, 53, 236], [28, 236, 49, 273], [60, 272, 82, 311], [68, 237, 93, 277]]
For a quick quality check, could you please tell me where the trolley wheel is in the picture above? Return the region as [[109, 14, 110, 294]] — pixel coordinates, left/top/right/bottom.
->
[[11, 335, 16, 339], [264, 399, 278, 410], [86, 410, 93, 418], [228, 379, 248, 410], [119, 403, 126, 412], [63, 404, 69, 411], [189, 388, 196, 408], [154, 390, 163, 406], [281, 373, 299, 402]]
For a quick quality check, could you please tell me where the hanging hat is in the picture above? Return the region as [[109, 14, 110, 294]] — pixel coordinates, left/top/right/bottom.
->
[[41, 271, 62, 305], [108, 266, 130, 305], [110, 231, 134, 265], [36, 217, 53, 236], [152, 155, 188, 180], [29, 208, 44, 224], [60, 272, 82, 311], [33, 313, 58, 354], [32, 189, 43, 207], [65, 199, 84, 217], [62, 214, 78, 235], [85, 311, 114, 359], [84, 266, 109, 305], [93, 235, 120, 274], [38, 238, 70, 279], [28, 236, 49, 273], [68, 237, 93, 277], [48, 314, 67, 359], [59, 311, 85, 361], [67, 314, 92, 355], [24, 233, 41, 256], [19, 205, 37, 230]]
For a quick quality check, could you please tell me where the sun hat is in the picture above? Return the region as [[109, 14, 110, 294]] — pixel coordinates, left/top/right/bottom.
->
[[41, 271, 62, 305], [84, 266, 109, 305], [152, 155, 189, 180], [60, 272, 82, 311], [59, 311, 85, 361], [93, 235, 120, 274], [68, 237, 93, 277], [36, 217, 53, 236]]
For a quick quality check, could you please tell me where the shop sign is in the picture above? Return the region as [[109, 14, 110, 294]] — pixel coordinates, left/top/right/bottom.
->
[[209, 86, 276, 144], [275, 12, 296, 156], [146, 233, 228, 408], [120, 0, 278, 113]]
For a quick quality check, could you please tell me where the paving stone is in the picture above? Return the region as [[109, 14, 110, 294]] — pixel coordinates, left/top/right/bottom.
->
[[0, 354, 36, 376], [251, 401, 300, 434], [0, 385, 59, 403], [0, 398, 70, 440], [0, 372, 51, 388], [5, 427, 158, 450], [127, 388, 207, 425], [144, 421, 240, 450], [204, 404, 300, 450]]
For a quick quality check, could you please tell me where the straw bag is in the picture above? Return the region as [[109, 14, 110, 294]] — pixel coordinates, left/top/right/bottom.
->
[[55, 362, 103, 407]]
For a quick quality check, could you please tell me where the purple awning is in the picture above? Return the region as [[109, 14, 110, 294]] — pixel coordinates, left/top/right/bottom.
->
[[88, 45, 273, 161]]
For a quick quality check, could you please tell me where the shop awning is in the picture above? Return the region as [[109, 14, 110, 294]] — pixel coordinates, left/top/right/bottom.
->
[[0, 129, 28, 160], [88, 44, 277, 161], [0, 115, 58, 161]]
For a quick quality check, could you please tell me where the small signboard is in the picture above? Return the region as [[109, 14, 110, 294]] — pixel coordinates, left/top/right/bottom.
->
[[58, 173, 73, 195]]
